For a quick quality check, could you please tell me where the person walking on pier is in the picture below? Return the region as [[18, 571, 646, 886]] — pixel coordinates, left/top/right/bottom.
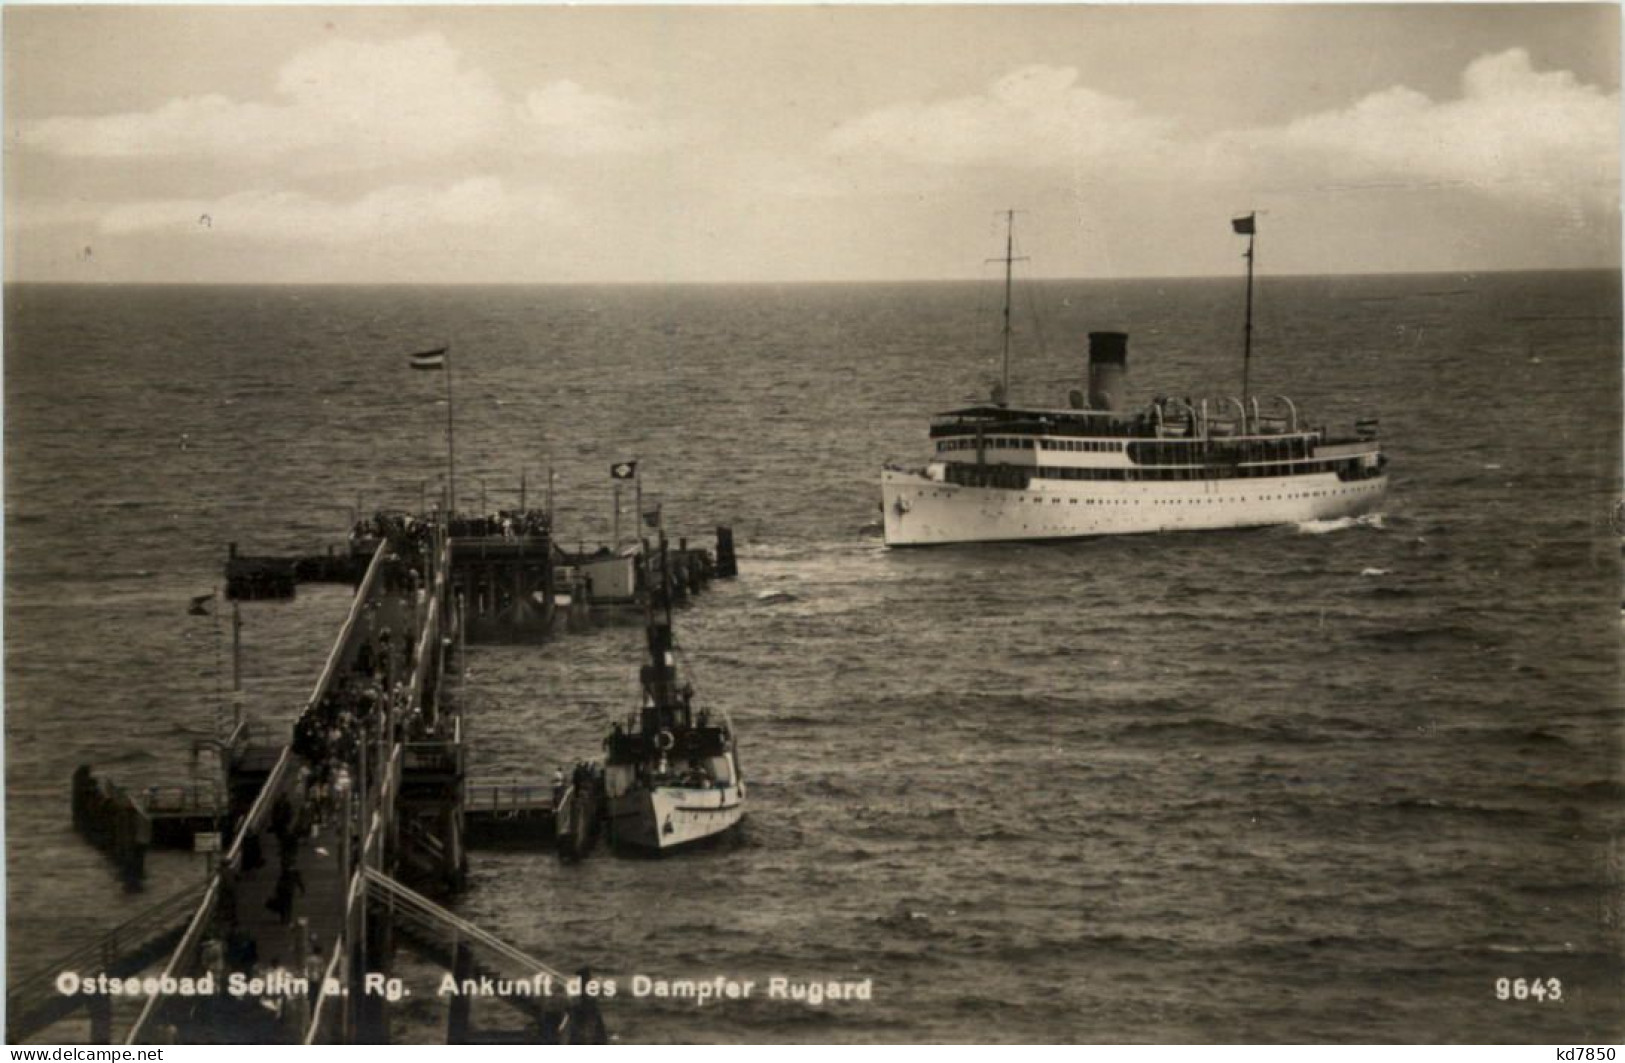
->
[[270, 794, 294, 850], [563, 967, 609, 1044], [265, 863, 305, 926], [242, 827, 265, 873], [218, 868, 239, 926], [377, 628, 394, 685], [278, 826, 302, 872], [225, 925, 258, 973]]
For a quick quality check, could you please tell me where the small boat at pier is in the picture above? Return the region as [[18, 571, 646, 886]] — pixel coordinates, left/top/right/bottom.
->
[[602, 541, 745, 852]]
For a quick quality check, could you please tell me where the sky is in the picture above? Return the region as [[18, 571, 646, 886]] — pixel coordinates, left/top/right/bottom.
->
[[3, 4, 1619, 284]]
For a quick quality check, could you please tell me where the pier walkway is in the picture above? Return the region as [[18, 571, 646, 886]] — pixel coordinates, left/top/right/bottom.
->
[[15, 515, 734, 1045], [7, 524, 576, 1045]]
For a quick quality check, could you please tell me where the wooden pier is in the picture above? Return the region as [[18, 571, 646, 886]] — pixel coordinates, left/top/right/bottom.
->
[[18, 512, 735, 1045]]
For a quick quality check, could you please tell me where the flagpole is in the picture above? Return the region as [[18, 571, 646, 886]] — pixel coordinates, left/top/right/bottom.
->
[[634, 459, 643, 539], [444, 345, 457, 519], [613, 481, 621, 550], [1241, 215, 1256, 431]]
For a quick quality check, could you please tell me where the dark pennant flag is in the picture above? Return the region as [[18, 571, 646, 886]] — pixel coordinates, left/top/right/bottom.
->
[[610, 461, 638, 480], [1231, 214, 1256, 236]]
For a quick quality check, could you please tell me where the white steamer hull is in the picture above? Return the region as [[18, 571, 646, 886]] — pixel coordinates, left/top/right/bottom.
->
[[610, 783, 746, 851], [881, 467, 1388, 546]]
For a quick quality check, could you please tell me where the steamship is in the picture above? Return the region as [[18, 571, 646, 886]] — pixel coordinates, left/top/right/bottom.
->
[[602, 542, 744, 851], [880, 213, 1388, 547]]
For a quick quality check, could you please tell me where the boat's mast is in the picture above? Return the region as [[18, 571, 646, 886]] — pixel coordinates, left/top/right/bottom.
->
[[444, 345, 457, 517], [991, 210, 1028, 407], [1001, 210, 1015, 405], [1235, 213, 1257, 430]]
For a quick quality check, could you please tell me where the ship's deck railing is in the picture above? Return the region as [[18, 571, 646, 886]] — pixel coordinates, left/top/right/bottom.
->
[[929, 419, 1328, 442]]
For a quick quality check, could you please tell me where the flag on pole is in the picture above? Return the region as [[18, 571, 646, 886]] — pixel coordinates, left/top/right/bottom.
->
[[187, 593, 214, 616], [409, 347, 448, 370], [642, 503, 662, 529], [1231, 214, 1256, 236], [610, 461, 638, 480]]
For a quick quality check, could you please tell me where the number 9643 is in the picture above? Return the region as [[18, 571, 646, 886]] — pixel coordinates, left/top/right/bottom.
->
[[1496, 977, 1561, 1002]]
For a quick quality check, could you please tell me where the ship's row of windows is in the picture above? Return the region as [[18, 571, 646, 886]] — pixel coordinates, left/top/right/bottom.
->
[[933, 437, 1320, 461], [931, 420, 1141, 440], [914, 481, 1381, 503], [1025, 460, 1354, 482], [937, 437, 1033, 452], [938, 457, 1379, 491], [1128, 439, 1312, 464], [1039, 439, 1124, 453], [936, 437, 1124, 453]]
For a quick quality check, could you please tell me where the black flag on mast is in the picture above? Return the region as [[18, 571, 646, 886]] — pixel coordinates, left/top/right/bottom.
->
[[1232, 214, 1256, 236]]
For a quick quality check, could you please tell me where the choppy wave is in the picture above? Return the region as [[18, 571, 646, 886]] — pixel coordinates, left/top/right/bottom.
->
[[1297, 512, 1387, 535]]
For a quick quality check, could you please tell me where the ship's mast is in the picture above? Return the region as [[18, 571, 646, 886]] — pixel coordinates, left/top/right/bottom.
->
[[990, 210, 1028, 407], [1234, 213, 1258, 430], [1001, 211, 1015, 404]]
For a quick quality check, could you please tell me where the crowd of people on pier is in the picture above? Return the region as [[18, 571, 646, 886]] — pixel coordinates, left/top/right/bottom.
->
[[291, 646, 407, 788], [450, 509, 551, 539], [350, 511, 437, 557], [193, 548, 450, 1043], [350, 507, 551, 548]]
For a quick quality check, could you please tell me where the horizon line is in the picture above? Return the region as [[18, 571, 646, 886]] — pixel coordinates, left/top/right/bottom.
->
[[4, 264, 1620, 288]]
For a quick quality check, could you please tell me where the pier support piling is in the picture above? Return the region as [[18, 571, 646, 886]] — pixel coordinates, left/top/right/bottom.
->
[[447, 941, 474, 1044]]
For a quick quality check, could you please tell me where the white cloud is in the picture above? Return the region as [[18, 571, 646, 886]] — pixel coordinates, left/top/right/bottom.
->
[[271, 33, 510, 163], [17, 33, 677, 169], [19, 94, 301, 160], [1223, 48, 1618, 206], [824, 64, 1178, 170], [520, 80, 685, 156], [96, 177, 564, 245], [824, 50, 1617, 214]]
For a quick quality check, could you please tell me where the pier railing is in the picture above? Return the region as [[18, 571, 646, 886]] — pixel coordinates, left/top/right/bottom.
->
[[117, 527, 578, 1046], [7, 883, 207, 1041], [300, 535, 450, 1043], [466, 781, 553, 814], [301, 937, 348, 1044], [141, 784, 223, 815], [364, 867, 567, 998], [125, 540, 392, 1045]]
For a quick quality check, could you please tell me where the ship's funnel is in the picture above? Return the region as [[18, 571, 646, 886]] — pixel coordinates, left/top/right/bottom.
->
[[1087, 331, 1128, 411]]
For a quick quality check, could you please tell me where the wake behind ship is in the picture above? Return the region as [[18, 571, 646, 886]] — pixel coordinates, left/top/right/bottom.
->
[[881, 213, 1388, 546]]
